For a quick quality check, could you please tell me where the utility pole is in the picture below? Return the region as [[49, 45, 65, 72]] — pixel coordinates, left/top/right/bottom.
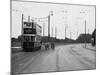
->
[[21, 14, 24, 49], [65, 25, 67, 39], [70, 32, 71, 40], [88, 29, 89, 34], [77, 31, 78, 36], [43, 23, 45, 36], [52, 27, 53, 37], [22, 14, 24, 35], [85, 20, 86, 48], [55, 27, 57, 39], [48, 15, 50, 42], [48, 11, 53, 42]]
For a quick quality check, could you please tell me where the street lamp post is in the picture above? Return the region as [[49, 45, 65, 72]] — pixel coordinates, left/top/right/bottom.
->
[[80, 11, 87, 48], [48, 11, 53, 42]]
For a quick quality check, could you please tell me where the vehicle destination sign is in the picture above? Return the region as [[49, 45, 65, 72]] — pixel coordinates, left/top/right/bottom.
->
[[24, 22, 32, 28]]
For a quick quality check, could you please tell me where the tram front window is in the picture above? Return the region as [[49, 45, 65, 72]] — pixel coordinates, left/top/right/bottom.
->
[[24, 36, 30, 42], [31, 36, 35, 42]]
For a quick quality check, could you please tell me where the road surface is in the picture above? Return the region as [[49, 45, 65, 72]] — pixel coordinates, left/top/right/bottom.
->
[[11, 44, 96, 74]]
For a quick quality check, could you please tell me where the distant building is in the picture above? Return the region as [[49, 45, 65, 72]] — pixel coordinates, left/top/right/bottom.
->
[[76, 34, 92, 43]]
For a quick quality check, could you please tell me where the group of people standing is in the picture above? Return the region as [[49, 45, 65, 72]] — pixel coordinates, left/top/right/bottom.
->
[[44, 42, 55, 50]]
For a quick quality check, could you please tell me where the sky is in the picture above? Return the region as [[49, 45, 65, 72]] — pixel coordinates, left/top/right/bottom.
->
[[11, 1, 96, 40]]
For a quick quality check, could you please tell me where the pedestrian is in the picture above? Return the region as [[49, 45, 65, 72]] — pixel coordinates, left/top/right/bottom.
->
[[51, 42, 55, 50], [45, 42, 49, 50]]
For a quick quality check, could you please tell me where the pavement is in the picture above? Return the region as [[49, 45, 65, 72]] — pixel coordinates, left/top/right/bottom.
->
[[11, 43, 96, 75]]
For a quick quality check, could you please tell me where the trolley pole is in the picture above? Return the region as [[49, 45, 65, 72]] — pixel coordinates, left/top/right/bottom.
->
[[32, 19, 34, 29]]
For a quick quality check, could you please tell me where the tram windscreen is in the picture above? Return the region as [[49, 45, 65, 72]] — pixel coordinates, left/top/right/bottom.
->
[[24, 36, 35, 42]]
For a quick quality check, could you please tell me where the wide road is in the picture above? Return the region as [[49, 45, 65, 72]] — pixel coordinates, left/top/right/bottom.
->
[[11, 44, 96, 74]]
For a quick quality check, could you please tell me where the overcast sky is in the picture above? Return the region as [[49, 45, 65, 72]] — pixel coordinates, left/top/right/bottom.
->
[[11, 1, 95, 40]]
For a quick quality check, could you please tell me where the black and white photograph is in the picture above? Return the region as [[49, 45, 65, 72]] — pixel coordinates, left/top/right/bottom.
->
[[11, 0, 96, 75]]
